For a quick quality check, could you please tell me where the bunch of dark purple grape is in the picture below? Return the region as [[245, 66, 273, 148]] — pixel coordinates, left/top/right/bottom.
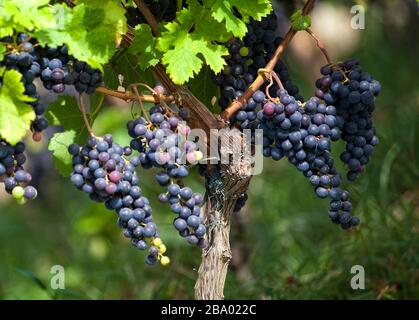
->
[[38, 45, 103, 95], [238, 58, 381, 229], [213, 12, 303, 129], [256, 88, 359, 229], [68, 134, 170, 266], [1, 33, 103, 139], [127, 102, 208, 249], [315, 59, 381, 181], [0, 140, 37, 203]]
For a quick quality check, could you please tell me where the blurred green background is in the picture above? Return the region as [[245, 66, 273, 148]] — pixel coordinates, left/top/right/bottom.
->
[[0, 0, 418, 299]]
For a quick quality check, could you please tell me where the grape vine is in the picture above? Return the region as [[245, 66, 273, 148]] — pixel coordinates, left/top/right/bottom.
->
[[0, 0, 383, 299]]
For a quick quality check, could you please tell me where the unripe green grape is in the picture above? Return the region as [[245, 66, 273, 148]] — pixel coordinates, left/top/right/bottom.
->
[[12, 186, 25, 200], [160, 256, 170, 266], [239, 46, 249, 57], [222, 66, 231, 75], [158, 244, 167, 254]]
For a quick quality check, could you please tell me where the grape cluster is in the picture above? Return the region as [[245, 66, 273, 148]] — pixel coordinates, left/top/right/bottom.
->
[[213, 13, 303, 128], [243, 14, 303, 101], [38, 45, 103, 95], [257, 88, 358, 229], [1, 33, 103, 139], [0, 140, 38, 203], [315, 59, 381, 181], [213, 57, 380, 228], [127, 102, 208, 248], [68, 134, 170, 266]]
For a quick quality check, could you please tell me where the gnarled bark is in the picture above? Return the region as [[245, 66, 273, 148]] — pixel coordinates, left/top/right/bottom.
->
[[195, 130, 253, 300]]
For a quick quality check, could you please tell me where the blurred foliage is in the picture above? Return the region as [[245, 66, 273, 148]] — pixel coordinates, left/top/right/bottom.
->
[[0, 0, 418, 299]]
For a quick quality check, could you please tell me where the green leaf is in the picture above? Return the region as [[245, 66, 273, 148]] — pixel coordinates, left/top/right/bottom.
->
[[160, 33, 228, 84], [188, 66, 220, 113], [156, 0, 271, 83], [0, 70, 36, 145], [128, 24, 162, 70], [103, 52, 155, 90], [33, 4, 74, 45], [0, 0, 126, 68], [46, 95, 91, 144], [159, 32, 203, 84], [36, 1, 127, 70], [48, 130, 76, 177], [47, 94, 105, 177], [0, 0, 55, 38], [67, 1, 126, 69], [206, 0, 272, 38], [181, 0, 231, 43], [0, 43, 5, 62], [290, 10, 312, 31], [157, 1, 229, 84], [16, 268, 48, 291]]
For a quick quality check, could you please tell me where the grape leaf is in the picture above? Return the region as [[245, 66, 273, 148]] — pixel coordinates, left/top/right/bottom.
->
[[157, 1, 229, 84], [103, 53, 156, 90], [0, 0, 126, 69], [46, 95, 91, 144], [0, 43, 5, 62], [65, 1, 126, 69], [290, 10, 311, 31], [0, 70, 36, 145], [128, 24, 161, 70], [33, 4, 74, 46], [48, 130, 76, 177], [36, 1, 126, 70], [0, 0, 56, 38], [179, 0, 231, 43], [188, 66, 221, 113], [159, 32, 204, 84], [47, 94, 105, 176], [206, 0, 272, 38]]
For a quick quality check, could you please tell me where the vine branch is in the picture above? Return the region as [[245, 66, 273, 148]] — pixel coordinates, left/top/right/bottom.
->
[[63, 0, 75, 8], [306, 28, 331, 64], [96, 86, 175, 103], [78, 94, 94, 137], [221, 0, 317, 121], [134, 0, 159, 36]]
